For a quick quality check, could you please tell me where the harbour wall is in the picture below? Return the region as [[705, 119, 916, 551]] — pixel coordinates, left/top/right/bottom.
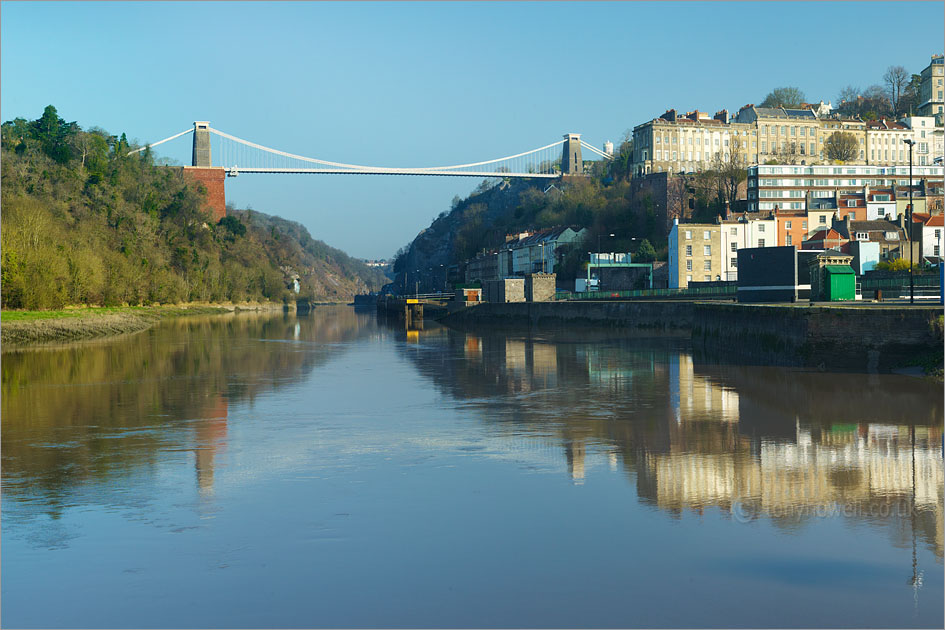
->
[[442, 301, 943, 373]]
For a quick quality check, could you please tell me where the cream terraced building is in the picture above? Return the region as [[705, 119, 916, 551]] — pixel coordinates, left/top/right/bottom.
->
[[632, 110, 752, 177]]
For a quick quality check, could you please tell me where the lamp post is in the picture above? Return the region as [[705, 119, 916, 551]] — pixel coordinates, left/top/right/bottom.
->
[[904, 139, 915, 304]]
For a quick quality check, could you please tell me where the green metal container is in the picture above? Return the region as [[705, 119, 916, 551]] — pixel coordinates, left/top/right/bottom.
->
[[824, 265, 855, 301]]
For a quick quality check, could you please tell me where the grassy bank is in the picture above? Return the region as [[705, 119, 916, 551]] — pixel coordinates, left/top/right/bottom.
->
[[0, 303, 279, 347]]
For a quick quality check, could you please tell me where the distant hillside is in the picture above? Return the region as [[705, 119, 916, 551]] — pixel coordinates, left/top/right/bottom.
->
[[391, 149, 666, 293], [1, 106, 386, 310]]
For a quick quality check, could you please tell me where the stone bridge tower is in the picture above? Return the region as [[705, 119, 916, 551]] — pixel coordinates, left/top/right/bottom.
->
[[182, 121, 226, 221], [562, 133, 583, 175]]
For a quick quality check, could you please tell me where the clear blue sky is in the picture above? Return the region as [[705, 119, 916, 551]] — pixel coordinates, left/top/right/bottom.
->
[[2, 1, 943, 259]]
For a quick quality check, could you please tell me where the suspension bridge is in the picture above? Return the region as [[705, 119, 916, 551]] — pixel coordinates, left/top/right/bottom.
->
[[129, 122, 613, 178], [128, 121, 614, 220]]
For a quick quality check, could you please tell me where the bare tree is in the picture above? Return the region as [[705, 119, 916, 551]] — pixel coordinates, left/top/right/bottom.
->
[[665, 172, 689, 222], [773, 140, 802, 165], [883, 65, 910, 118], [837, 85, 861, 116], [824, 131, 858, 162], [719, 136, 748, 208]]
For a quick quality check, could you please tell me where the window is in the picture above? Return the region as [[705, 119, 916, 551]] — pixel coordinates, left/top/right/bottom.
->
[[758, 224, 765, 232], [672, 151, 677, 160], [686, 259, 692, 271], [786, 234, 792, 246], [847, 200, 856, 207], [685, 230, 692, 239], [786, 220, 792, 229], [758, 238, 766, 247], [704, 245, 711, 256], [855, 232, 868, 240], [761, 141, 767, 152], [935, 245, 941, 257], [704, 260, 712, 271], [935, 229, 941, 238], [730, 242, 737, 252], [730, 228, 737, 235], [703, 230, 710, 240], [685, 245, 692, 256], [802, 221, 807, 229], [819, 215, 827, 224], [686, 275, 692, 283], [885, 232, 899, 241], [731, 258, 738, 268], [791, 127, 796, 136], [655, 136, 661, 144], [704, 275, 711, 282]]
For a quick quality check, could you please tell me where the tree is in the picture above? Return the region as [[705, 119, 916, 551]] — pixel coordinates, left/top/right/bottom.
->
[[899, 73, 923, 116], [861, 84, 892, 119], [837, 85, 861, 117], [824, 131, 858, 162], [634, 239, 656, 263], [724, 137, 748, 205], [760, 87, 806, 108], [883, 65, 910, 117]]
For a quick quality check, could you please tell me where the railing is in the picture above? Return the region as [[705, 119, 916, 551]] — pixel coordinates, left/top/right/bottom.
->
[[556, 285, 737, 301]]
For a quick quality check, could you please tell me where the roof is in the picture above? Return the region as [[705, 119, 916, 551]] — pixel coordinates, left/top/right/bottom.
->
[[809, 199, 838, 210], [925, 215, 945, 227], [806, 229, 844, 242], [849, 220, 900, 232], [781, 108, 818, 119], [825, 265, 855, 274]]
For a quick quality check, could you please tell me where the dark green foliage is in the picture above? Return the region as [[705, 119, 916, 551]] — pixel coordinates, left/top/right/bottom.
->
[[635, 239, 657, 263], [218, 215, 247, 238], [1, 106, 386, 310]]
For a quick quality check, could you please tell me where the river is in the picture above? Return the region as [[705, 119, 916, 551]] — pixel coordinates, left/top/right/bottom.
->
[[2, 306, 942, 628]]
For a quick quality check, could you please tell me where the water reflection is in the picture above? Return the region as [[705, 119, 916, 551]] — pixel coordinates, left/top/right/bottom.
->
[[1, 309, 373, 517], [2, 308, 941, 627], [402, 325, 944, 558]]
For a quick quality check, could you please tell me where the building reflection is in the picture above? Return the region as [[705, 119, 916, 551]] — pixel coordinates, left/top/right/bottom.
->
[[405, 327, 944, 558], [194, 394, 229, 496]]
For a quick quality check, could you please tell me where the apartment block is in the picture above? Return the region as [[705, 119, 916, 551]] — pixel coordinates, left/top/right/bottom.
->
[[918, 54, 944, 125], [668, 220, 722, 288], [746, 163, 944, 214], [899, 116, 942, 166]]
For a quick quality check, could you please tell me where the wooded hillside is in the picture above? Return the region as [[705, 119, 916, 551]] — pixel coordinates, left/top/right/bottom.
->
[[1, 106, 386, 310]]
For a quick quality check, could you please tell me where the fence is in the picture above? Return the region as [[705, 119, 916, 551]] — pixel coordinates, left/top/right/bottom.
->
[[556, 285, 737, 301]]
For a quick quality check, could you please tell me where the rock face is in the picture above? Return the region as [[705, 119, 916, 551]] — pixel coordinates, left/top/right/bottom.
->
[[392, 179, 543, 294]]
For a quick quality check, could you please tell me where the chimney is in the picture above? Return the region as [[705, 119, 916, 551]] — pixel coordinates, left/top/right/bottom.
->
[[845, 214, 852, 238], [661, 109, 677, 122], [714, 109, 729, 123]]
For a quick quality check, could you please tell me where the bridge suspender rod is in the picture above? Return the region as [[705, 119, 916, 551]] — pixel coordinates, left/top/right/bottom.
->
[[209, 126, 565, 173], [126, 128, 194, 155], [580, 140, 613, 160]]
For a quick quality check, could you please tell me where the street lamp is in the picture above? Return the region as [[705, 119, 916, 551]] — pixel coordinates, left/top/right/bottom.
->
[[904, 138, 915, 304]]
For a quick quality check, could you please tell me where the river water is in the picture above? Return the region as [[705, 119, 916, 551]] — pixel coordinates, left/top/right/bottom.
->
[[2, 307, 942, 628]]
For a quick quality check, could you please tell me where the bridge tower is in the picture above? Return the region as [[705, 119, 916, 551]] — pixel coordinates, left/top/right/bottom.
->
[[182, 121, 226, 221], [562, 133, 583, 175], [192, 121, 212, 167]]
